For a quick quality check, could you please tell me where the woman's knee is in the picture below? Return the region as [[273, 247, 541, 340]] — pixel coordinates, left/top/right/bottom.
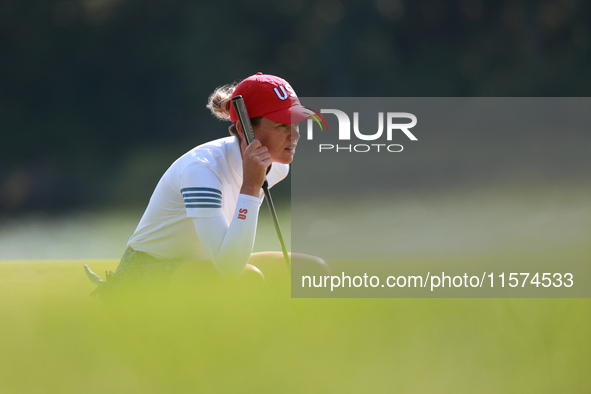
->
[[241, 264, 265, 284], [248, 252, 331, 277], [291, 253, 332, 276]]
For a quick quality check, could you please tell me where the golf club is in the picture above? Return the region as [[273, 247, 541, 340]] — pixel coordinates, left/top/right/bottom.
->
[[232, 95, 291, 272]]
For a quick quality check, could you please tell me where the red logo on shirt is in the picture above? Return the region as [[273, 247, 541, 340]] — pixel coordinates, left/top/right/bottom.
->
[[238, 208, 248, 220]]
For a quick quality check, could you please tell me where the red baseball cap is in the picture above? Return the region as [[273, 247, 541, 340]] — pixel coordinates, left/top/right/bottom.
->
[[229, 72, 315, 124]]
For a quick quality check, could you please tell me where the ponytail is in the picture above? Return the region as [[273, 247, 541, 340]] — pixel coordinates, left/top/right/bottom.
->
[[206, 82, 262, 138]]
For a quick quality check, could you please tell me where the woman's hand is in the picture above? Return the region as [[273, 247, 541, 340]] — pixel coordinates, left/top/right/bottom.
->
[[240, 139, 271, 197]]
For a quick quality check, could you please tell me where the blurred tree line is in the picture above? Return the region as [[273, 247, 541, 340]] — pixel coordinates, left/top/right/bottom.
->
[[1, 0, 590, 212]]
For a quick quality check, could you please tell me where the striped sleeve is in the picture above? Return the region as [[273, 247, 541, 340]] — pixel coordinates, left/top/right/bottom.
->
[[181, 187, 222, 209], [180, 164, 225, 218]]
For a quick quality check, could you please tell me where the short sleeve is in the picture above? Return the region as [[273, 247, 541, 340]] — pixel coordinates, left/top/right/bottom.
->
[[180, 164, 225, 218]]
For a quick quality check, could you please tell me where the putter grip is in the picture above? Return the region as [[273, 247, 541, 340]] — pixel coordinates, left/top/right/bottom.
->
[[232, 96, 268, 189], [232, 96, 256, 145]]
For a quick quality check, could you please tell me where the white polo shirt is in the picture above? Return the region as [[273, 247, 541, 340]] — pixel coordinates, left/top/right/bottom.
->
[[128, 136, 288, 263]]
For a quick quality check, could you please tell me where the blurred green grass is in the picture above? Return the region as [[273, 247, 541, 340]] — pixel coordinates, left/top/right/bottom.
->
[[1, 186, 590, 393], [0, 258, 590, 393]]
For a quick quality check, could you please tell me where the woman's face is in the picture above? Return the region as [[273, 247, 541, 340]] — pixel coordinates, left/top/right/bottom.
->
[[252, 117, 300, 164]]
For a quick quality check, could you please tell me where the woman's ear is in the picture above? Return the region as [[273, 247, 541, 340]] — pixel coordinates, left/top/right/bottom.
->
[[236, 121, 245, 139]]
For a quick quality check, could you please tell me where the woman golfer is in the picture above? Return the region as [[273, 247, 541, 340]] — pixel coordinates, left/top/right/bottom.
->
[[85, 73, 328, 296]]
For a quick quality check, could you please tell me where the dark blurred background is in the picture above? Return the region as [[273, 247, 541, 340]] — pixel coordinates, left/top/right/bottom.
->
[[1, 0, 590, 213]]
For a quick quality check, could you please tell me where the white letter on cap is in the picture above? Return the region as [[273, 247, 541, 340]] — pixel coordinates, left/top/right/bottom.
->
[[274, 85, 289, 100]]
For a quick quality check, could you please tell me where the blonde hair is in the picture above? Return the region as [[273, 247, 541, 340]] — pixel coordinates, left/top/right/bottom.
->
[[206, 81, 262, 137], [206, 83, 237, 121]]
